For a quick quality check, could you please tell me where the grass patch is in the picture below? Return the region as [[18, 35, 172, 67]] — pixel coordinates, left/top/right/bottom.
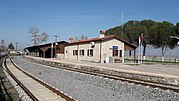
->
[[125, 59, 179, 65]]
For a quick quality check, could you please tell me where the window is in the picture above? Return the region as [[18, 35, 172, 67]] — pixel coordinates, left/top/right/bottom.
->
[[80, 50, 84, 56], [73, 50, 78, 56], [90, 49, 93, 56], [87, 49, 93, 56], [87, 49, 89, 56], [113, 49, 118, 56], [120, 50, 122, 57], [112, 46, 119, 56]]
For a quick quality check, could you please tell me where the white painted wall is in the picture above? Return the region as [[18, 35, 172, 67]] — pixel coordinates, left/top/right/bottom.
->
[[64, 38, 125, 63], [78, 42, 101, 62], [65, 45, 78, 60], [102, 38, 124, 63], [65, 42, 101, 62]]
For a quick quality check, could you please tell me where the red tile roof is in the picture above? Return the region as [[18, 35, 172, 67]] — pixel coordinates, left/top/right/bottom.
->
[[66, 35, 137, 48]]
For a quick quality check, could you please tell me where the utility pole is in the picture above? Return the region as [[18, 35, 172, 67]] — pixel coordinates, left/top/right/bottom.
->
[[1, 40, 4, 45], [15, 42, 19, 51], [121, 11, 124, 38], [53, 35, 59, 58], [1, 40, 4, 51]]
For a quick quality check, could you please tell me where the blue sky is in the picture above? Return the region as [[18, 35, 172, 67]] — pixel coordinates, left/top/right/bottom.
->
[[0, 0, 179, 50]]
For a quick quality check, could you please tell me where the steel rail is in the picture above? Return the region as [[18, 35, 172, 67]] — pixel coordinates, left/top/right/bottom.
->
[[9, 57, 74, 101], [3, 57, 38, 101]]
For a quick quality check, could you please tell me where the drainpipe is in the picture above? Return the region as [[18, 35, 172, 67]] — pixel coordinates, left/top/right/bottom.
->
[[100, 40, 102, 63], [77, 43, 79, 60]]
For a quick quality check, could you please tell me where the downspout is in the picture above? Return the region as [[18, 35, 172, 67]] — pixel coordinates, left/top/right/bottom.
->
[[77, 43, 79, 60], [100, 40, 102, 63]]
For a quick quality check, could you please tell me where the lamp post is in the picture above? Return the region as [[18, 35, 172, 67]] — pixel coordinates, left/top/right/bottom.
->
[[53, 35, 59, 58], [51, 43, 53, 59]]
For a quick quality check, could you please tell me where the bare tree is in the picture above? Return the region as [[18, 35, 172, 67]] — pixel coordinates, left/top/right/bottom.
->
[[41, 32, 49, 43], [29, 27, 39, 45], [29, 27, 49, 45]]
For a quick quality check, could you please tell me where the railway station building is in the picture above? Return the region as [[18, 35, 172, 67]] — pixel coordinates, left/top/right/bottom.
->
[[25, 31, 137, 63], [64, 30, 137, 63]]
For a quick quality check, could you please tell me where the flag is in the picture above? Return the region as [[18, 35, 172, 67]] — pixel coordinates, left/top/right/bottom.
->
[[139, 36, 141, 45], [139, 34, 144, 45], [140, 34, 144, 43]]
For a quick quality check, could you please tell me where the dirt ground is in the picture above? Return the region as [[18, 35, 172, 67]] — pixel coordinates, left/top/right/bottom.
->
[[0, 56, 20, 101]]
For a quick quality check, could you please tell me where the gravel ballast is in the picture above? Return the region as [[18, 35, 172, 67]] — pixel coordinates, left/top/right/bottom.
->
[[12, 56, 179, 101]]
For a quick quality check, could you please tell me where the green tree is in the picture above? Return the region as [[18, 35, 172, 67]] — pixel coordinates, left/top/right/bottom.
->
[[8, 42, 14, 50], [150, 21, 177, 61], [106, 20, 178, 61], [176, 22, 179, 36], [140, 20, 156, 59], [105, 26, 124, 38], [106, 20, 141, 42]]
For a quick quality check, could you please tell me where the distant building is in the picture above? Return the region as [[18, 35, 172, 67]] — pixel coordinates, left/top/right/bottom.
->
[[64, 30, 137, 63]]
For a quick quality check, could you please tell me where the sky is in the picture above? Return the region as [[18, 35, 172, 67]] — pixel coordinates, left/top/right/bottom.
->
[[0, 0, 179, 52]]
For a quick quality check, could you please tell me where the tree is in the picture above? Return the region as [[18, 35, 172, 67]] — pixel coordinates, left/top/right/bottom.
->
[[106, 20, 143, 57], [150, 21, 177, 61], [176, 22, 179, 36], [140, 20, 156, 59], [106, 26, 126, 39], [40, 32, 49, 43], [8, 42, 14, 50], [29, 27, 39, 45], [80, 34, 88, 40], [29, 27, 49, 45]]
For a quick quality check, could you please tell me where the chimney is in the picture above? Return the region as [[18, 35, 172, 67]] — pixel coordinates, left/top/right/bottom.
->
[[69, 38, 75, 43], [100, 30, 105, 38]]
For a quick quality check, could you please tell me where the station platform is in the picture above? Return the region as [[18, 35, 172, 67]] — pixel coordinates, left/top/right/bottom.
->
[[24, 56, 179, 87]]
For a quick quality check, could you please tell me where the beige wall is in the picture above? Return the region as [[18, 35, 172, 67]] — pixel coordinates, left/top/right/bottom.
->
[[78, 42, 101, 62], [65, 45, 78, 60], [64, 38, 125, 63], [65, 42, 101, 62], [102, 39, 124, 63]]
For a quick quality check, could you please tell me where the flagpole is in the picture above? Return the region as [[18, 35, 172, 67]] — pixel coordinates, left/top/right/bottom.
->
[[138, 36, 140, 64], [138, 35, 143, 64], [140, 41, 142, 63], [141, 34, 143, 63]]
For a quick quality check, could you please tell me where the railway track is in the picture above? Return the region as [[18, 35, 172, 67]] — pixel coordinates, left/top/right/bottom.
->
[[3, 56, 74, 101], [9, 56, 179, 100], [24, 56, 179, 93]]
